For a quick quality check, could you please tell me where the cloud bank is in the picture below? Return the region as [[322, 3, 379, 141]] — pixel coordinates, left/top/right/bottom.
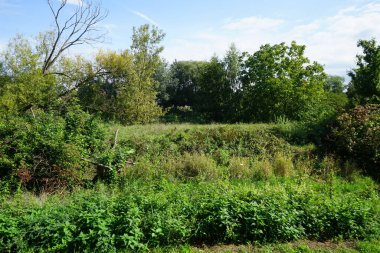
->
[[163, 2, 380, 76]]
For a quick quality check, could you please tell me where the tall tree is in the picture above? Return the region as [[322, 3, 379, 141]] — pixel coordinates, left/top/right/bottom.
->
[[241, 41, 327, 122], [347, 39, 380, 105], [78, 50, 136, 122], [223, 44, 243, 121], [126, 24, 165, 124], [196, 56, 234, 122], [224, 43, 242, 90], [154, 60, 174, 106], [78, 24, 165, 124]]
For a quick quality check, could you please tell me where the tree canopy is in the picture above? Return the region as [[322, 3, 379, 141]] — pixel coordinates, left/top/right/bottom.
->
[[240, 42, 327, 122], [348, 39, 380, 105]]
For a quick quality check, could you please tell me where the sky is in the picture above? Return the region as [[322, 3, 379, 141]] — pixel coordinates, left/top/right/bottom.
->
[[0, 0, 380, 77]]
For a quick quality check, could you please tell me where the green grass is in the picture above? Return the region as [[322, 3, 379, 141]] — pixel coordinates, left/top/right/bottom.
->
[[108, 123, 276, 139]]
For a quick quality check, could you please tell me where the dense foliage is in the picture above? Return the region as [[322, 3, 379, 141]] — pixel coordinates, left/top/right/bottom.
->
[[1, 177, 379, 252], [0, 110, 106, 191], [77, 25, 165, 124], [241, 42, 327, 122], [329, 104, 380, 177], [348, 39, 380, 105]]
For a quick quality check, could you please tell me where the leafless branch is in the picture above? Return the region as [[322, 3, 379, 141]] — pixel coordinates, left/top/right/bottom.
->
[[42, 0, 108, 75]]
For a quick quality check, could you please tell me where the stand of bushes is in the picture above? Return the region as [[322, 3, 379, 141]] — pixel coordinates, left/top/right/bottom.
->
[[0, 109, 133, 192]]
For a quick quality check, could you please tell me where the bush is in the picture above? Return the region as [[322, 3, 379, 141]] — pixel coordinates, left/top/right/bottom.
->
[[252, 158, 274, 180], [228, 157, 252, 179], [273, 153, 294, 177], [329, 104, 380, 177], [171, 153, 219, 181], [0, 110, 106, 191]]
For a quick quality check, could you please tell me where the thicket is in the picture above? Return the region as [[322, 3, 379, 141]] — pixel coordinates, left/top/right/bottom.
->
[[328, 104, 380, 177], [1, 177, 379, 252], [0, 109, 107, 191]]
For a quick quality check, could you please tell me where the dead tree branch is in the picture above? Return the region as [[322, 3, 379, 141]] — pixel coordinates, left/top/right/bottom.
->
[[42, 0, 108, 75]]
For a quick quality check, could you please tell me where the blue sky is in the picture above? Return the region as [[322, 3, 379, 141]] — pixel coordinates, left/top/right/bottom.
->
[[1, 0, 380, 77]]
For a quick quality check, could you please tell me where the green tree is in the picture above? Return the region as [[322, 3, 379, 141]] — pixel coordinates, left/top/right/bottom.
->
[[154, 60, 174, 106], [224, 43, 242, 91], [223, 44, 243, 121], [347, 39, 380, 104], [162, 60, 207, 108], [325, 75, 346, 93], [78, 24, 165, 124], [78, 50, 136, 122], [195, 56, 233, 121], [0, 35, 59, 114], [241, 41, 327, 122], [0, 0, 107, 115], [125, 24, 165, 124]]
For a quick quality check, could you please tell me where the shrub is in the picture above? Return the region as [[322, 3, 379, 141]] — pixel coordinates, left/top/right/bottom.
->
[[172, 153, 219, 181], [273, 153, 294, 177], [0, 110, 106, 191], [328, 104, 380, 177], [252, 158, 273, 180], [1, 178, 379, 251], [228, 157, 252, 179]]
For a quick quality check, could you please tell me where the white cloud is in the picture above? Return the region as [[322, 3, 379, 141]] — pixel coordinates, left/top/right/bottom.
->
[[291, 21, 320, 37], [288, 3, 380, 75], [131, 10, 158, 26], [163, 2, 380, 77], [223, 16, 284, 31]]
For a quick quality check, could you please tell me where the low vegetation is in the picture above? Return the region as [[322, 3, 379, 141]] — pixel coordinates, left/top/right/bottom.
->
[[1, 123, 380, 252]]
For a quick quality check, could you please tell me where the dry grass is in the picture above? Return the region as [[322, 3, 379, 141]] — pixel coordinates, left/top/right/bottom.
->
[[273, 153, 294, 177], [228, 157, 253, 179]]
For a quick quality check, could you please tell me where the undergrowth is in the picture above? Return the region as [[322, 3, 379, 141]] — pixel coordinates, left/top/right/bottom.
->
[[1, 177, 379, 252], [0, 123, 379, 252]]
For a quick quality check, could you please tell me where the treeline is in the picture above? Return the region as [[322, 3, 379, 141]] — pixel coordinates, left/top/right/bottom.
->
[[156, 43, 347, 124], [156, 39, 379, 124], [1, 27, 378, 125], [0, 0, 379, 125]]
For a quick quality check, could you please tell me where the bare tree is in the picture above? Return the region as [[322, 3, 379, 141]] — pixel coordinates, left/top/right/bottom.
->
[[40, 0, 107, 75]]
